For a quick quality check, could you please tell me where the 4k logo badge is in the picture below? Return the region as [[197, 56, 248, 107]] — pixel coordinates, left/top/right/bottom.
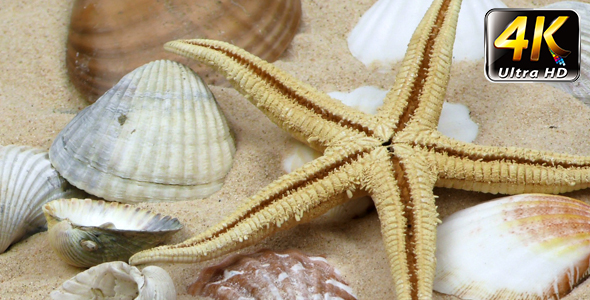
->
[[485, 9, 580, 82]]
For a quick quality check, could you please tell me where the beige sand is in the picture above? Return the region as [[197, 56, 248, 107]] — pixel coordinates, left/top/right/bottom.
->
[[2, 0, 590, 299]]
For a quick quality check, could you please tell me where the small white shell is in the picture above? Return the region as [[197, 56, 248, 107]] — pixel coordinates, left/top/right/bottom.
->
[[44, 198, 182, 267], [434, 194, 590, 300], [50, 60, 236, 203], [0, 145, 82, 253], [545, 1, 590, 106], [51, 261, 176, 300], [347, 0, 507, 69]]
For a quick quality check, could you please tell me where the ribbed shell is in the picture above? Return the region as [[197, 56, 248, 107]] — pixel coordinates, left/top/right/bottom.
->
[[50, 60, 236, 203], [0, 145, 82, 253], [66, 0, 302, 102], [189, 249, 357, 300], [434, 194, 590, 300], [347, 0, 507, 68], [51, 261, 176, 300], [546, 1, 590, 105], [44, 198, 182, 267]]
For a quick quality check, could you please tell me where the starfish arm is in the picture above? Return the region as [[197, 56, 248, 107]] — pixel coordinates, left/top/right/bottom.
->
[[410, 131, 590, 193], [129, 149, 366, 265], [163, 39, 390, 149], [377, 0, 461, 134], [364, 146, 439, 300]]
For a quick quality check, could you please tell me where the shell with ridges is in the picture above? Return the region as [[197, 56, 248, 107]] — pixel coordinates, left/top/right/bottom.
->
[[67, 0, 302, 102], [43, 198, 182, 267], [434, 194, 590, 300], [189, 249, 357, 299], [50, 60, 236, 203], [51, 261, 176, 300], [545, 1, 590, 106], [347, 0, 506, 68], [0, 145, 82, 253]]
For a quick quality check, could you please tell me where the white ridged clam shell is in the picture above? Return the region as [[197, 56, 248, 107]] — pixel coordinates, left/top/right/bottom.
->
[[0, 145, 82, 253], [44, 198, 182, 267], [51, 261, 176, 300], [348, 0, 507, 68], [49, 60, 236, 203], [545, 2, 590, 105], [434, 194, 590, 300]]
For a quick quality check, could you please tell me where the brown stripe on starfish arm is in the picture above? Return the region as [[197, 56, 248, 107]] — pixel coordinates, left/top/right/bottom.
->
[[409, 129, 590, 168], [377, 0, 459, 134], [163, 39, 389, 148], [434, 150, 590, 194], [392, 144, 440, 299], [129, 148, 368, 265], [361, 147, 413, 299]]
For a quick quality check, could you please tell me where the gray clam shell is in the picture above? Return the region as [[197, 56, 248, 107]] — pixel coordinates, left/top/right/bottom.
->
[[49, 60, 236, 203], [51, 261, 176, 300], [44, 198, 182, 267], [0, 145, 82, 253]]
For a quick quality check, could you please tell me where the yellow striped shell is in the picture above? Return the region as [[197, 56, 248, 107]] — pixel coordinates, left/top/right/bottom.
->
[[49, 60, 236, 203], [44, 198, 182, 267], [434, 194, 590, 300]]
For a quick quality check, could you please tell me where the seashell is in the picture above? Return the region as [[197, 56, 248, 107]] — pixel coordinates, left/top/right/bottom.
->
[[434, 194, 590, 300], [437, 102, 479, 143], [50, 60, 236, 203], [67, 0, 302, 102], [0, 145, 83, 253], [51, 261, 176, 300], [545, 2, 590, 106], [188, 249, 357, 299], [347, 0, 507, 69], [43, 198, 182, 267]]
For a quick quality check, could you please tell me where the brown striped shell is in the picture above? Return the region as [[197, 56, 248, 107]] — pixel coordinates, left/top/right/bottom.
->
[[189, 249, 357, 300], [67, 0, 302, 102]]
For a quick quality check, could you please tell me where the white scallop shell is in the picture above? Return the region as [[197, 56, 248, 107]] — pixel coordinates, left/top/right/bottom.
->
[[348, 0, 507, 69], [545, 1, 590, 106], [44, 198, 182, 267], [0, 145, 82, 253], [434, 194, 590, 300], [51, 261, 176, 300], [49, 60, 236, 203]]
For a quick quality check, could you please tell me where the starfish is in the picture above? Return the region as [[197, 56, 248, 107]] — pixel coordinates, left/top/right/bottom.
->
[[130, 0, 590, 298]]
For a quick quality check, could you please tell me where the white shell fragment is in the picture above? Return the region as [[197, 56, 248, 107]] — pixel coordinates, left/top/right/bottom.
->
[[434, 194, 590, 300], [437, 102, 479, 143], [0, 145, 82, 253], [44, 198, 182, 267], [545, 2, 590, 106], [327, 86, 387, 115], [348, 0, 507, 69], [51, 261, 176, 300], [49, 60, 236, 203]]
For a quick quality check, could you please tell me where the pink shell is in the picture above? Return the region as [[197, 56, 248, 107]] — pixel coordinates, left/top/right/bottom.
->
[[189, 249, 357, 299]]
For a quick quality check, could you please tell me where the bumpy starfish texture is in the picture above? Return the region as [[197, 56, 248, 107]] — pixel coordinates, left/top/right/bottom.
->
[[129, 0, 590, 298]]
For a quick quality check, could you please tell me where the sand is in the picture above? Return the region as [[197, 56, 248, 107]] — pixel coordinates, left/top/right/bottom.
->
[[1, 0, 590, 299]]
